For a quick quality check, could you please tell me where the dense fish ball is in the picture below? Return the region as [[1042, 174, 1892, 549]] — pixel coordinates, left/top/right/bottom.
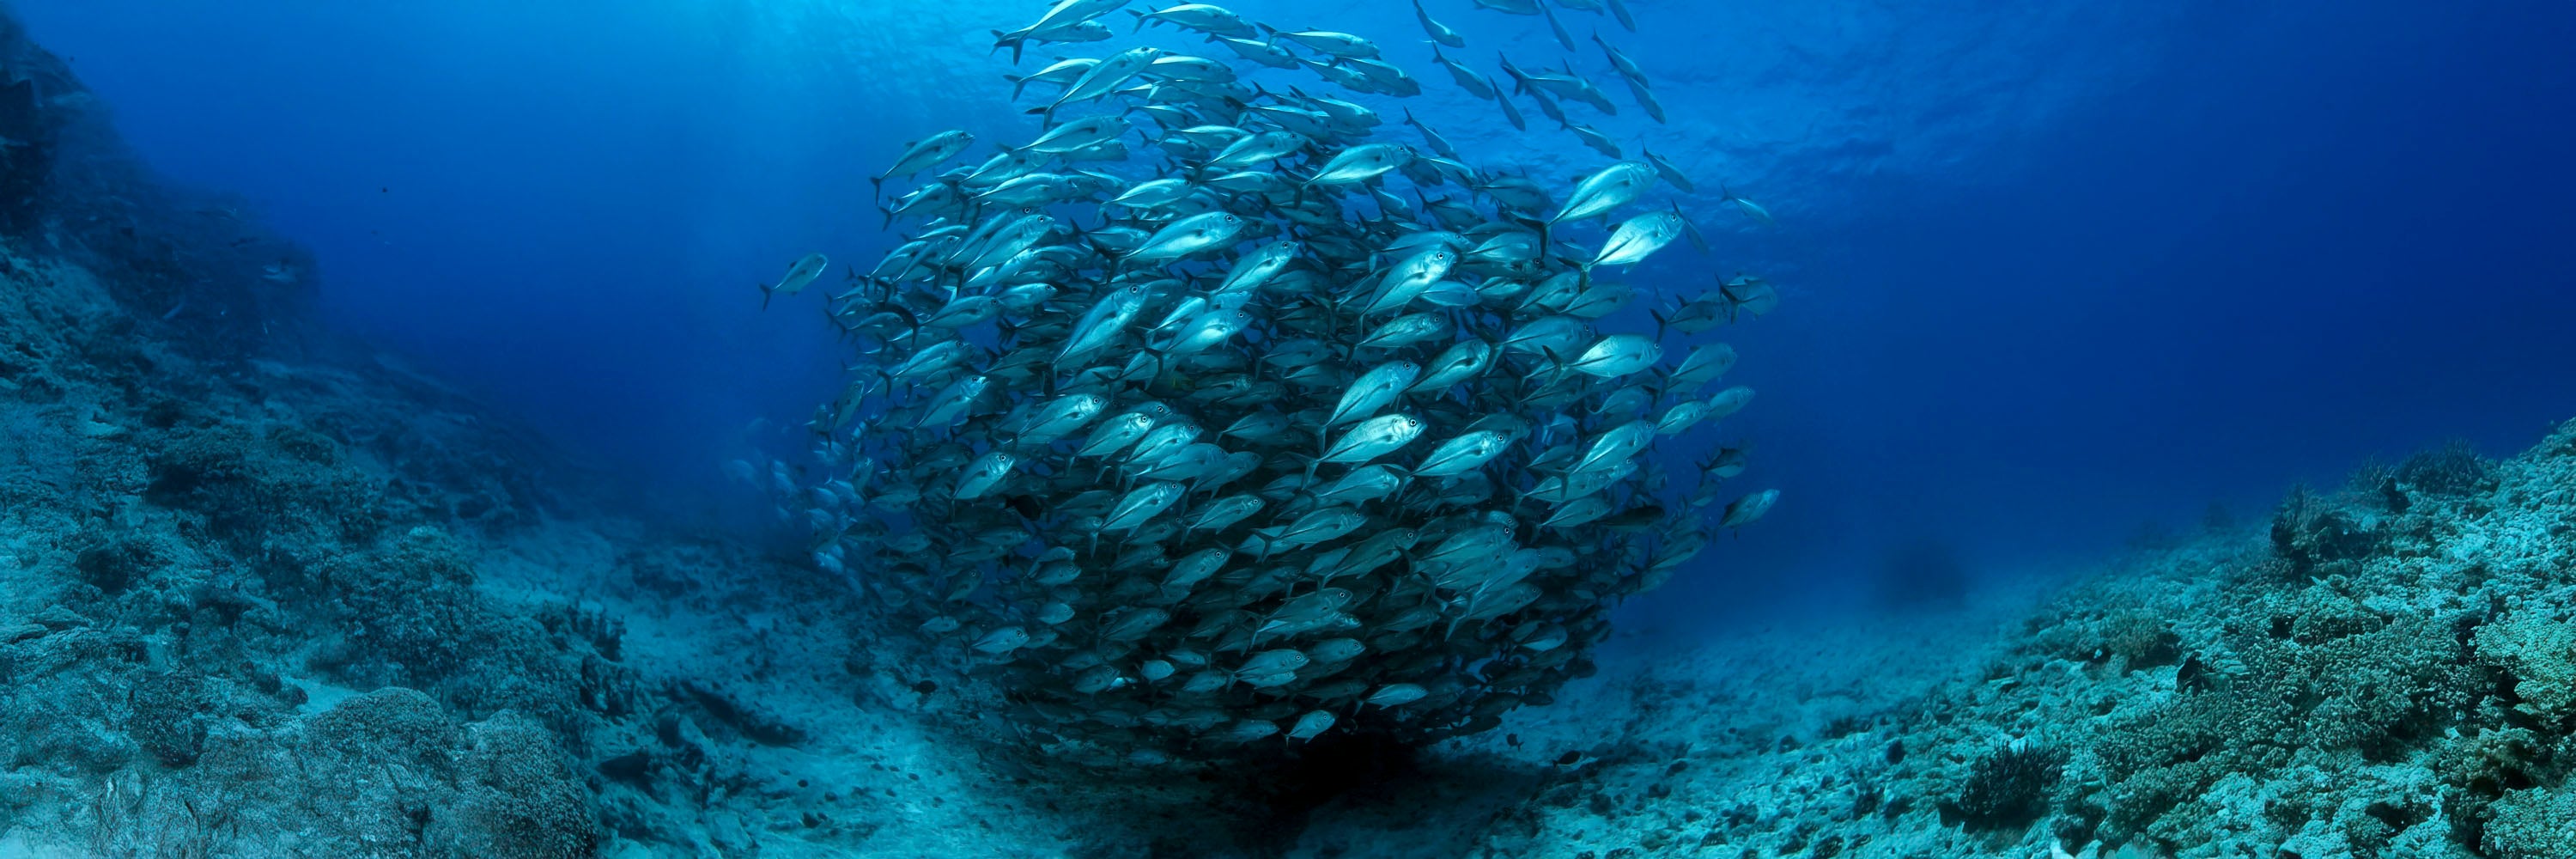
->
[[759, 0, 1777, 767]]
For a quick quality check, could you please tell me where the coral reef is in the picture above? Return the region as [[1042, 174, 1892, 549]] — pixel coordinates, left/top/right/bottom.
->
[[1325, 423, 2570, 859]]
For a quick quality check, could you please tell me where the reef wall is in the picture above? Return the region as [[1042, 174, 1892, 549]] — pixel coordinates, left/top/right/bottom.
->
[[0, 15, 1087, 857]]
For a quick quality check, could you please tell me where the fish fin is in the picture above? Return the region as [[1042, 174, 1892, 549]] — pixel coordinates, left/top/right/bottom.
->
[[1127, 9, 1148, 32]]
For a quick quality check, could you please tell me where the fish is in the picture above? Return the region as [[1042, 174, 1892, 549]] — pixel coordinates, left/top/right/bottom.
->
[[1589, 208, 1684, 270], [1492, 81, 1528, 129], [1626, 76, 1667, 123], [1718, 274, 1781, 319], [872, 131, 974, 194], [1186, 494, 1266, 532], [1341, 58, 1423, 97], [1663, 343, 1737, 391], [1408, 338, 1495, 393], [1076, 411, 1159, 459], [1216, 240, 1300, 294], [1042, 46, 1164, 119], [1104, 482, 1189, 532], [1109, 176, 1194, 209], [1128, 3, 1255, 38], [1258, 25, 1381, 59], [1552, 161, 1656, 225], [1400, 109, 1461, 160], [973, 626, 1033, 654], [1129, 211, 1246, 262], [1059, 285, 1150, 363], [1320, 414, 1426, 466], [750, 0, 1777, 761], [1704, 386, 1754, 420], [1101, 607, 1172, 641], [1210, 36, 1299, 69], [1430, 46, 1498, 101], [1207, 130, 1309, 168], [759, 253, 829, 310], [1364, 684, 1429, 708], [1565, 334, 1661, 378], [1147, 54, 1237, 83], [1413, 430, 1511, 477], [1721, 181, 1777, 227], [1357, 313, 1447, 349], [1720, 489, 1780, 528], [1413, 0, 1467, 48], [1540, 3, 1577, 51], [1564, 122, 1621, 158], [1307, 143, 1413, 186], [1639, 148, 1695, 193], [992, 0, 1133, 63], [958, 451, 1015, 497], [1592, 31, 1647, 87], [1363, 247, 1456, 315], [1006, 58, 1099, 100], [1018, 114, 1131, 154], [1327, 361, 1422, 427], [1286, 710, 1337, 740]]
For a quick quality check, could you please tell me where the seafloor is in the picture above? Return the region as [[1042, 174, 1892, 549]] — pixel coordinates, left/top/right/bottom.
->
[[3, 16, 2573, 859]]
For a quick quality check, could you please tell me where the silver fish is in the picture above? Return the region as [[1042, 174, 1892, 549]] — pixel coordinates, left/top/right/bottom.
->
[[953, 452, 1014, 500], [1307, 143, 1413, 186], [1413, 430, 1510, 478], [1327, 361, 1421, 427], [1589, 209, 1684, 270], [759, 253, 831, 311], [1103, 482, 1188, 532], [1552, 161, 1656, 224], [1129, 210, 1245, 261], [873, 131, 973, 191], [1320, 414, 1425, 466]]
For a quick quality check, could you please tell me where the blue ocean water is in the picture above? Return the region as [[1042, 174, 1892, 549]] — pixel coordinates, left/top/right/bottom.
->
[[15, 0, 2573, 633]]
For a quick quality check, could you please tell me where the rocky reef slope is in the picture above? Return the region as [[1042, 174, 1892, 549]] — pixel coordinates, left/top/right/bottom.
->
[[1366, 424, 2574, 859]]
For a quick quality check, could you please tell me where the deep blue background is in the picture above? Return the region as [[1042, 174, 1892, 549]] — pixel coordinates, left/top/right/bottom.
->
[[14, 1, 2573, 632]]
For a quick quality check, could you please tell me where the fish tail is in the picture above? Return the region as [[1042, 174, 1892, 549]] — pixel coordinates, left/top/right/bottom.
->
[[760, 283, 775, 311], [988, 30, 1024, 64]]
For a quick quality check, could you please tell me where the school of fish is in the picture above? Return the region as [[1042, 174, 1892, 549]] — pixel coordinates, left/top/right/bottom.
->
[[754, 0, 1783, 766]]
